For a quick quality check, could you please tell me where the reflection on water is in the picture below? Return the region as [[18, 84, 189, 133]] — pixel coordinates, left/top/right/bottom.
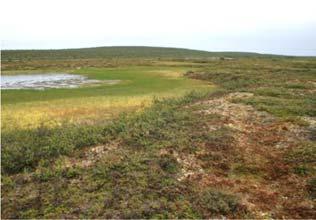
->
[[1, 73, 118, 90]]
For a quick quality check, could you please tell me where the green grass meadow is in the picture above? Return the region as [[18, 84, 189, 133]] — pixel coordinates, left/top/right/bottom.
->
[[2, 66, 212, 131]]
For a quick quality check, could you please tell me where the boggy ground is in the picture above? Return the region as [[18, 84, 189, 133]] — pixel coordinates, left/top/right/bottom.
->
[[1, 65, 211, 131]]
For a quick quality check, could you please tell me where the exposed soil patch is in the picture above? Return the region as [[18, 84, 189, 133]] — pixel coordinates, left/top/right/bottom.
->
[[58, 141, 121, 169]]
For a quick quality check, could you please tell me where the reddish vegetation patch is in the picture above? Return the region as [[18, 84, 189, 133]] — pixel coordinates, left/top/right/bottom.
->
[[178, 92, 315, 218]]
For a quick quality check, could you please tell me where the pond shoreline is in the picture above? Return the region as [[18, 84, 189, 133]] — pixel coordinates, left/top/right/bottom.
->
[[1, 73, 119, 90]]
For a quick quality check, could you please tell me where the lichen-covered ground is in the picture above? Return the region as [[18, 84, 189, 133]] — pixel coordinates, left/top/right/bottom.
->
[[188, 92, 315, 218]]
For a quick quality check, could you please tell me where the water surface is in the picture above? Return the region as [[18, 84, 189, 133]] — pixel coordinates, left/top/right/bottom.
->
[[1, 73, 116, 90]]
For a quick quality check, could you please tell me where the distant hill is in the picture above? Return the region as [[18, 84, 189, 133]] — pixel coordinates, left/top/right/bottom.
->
[[2, 46, 283, 61]]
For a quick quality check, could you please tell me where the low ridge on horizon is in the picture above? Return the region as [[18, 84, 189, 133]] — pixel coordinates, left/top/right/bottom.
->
[[2, 46, 288, 61]]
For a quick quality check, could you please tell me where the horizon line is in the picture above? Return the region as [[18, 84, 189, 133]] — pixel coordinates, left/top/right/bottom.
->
[[1, 45, 315, 57]]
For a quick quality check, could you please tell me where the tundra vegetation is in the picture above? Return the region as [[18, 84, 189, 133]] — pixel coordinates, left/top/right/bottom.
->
[[1, 47, 316, 218]]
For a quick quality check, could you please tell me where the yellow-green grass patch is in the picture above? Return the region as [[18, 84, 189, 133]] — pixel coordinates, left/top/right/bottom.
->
[[2, 66, 213, 131]]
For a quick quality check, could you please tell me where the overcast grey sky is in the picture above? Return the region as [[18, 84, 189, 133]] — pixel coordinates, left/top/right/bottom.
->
[[1, 0, 316, 56]]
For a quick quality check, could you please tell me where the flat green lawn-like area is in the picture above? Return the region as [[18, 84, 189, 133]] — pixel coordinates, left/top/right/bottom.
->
[[2, 66, 212, 130], [2, 66, 210, 103]]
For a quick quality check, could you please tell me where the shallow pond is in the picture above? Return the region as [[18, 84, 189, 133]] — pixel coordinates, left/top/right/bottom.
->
[[1, 73, 118, 90]]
